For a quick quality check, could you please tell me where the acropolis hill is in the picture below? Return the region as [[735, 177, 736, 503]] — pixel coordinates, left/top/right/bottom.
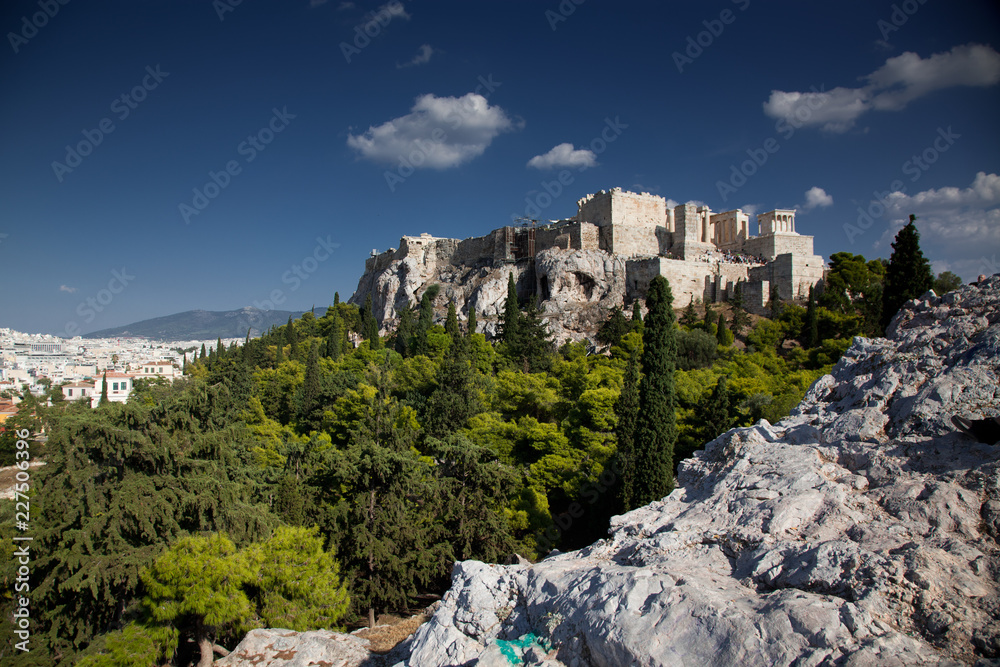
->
[[350, 187, 825, 340]]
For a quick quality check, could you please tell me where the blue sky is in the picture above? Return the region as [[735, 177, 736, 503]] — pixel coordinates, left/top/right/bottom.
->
[[1, 0, 998, 336]]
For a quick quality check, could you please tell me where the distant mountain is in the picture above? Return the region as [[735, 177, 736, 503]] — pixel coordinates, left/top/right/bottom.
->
[[81, 308, 306, 341]]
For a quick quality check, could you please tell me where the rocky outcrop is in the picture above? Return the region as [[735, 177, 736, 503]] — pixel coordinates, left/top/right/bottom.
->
[[350, 244, 627, 344], [215, 629, 371, 666], [399, 277, 1000, 666]]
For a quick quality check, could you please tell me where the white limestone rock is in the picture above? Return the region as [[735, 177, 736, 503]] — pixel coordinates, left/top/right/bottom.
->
[[215, 628, 372, 666], [399, 277, 1000, 666]]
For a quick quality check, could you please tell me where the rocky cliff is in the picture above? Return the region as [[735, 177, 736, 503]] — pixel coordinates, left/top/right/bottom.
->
[[350, 243, 627, 344], [223, 277, 1000, 666]]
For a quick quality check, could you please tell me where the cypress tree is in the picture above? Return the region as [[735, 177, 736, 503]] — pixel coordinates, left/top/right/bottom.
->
[[703, 302, 716, 332], [698, 376, 733, 444], [445, 300, 460, 341], [500, 273, 522, 349], [275, 340, 284, 365], [200, 343, 207, 361], [395, 305, 414, 356], [327, 311, 344, 360], [466, 306, 478, 337], [803, 285, 819, 348], [334, 291, 340, 306], [614, 350, 641, 512], [881, 214, 934, 331], [769, 286, 783, 320], [680, 296, 698, 328], [729, 281, 750, 336], [299, 342, 321, 425], [100, 372, 109, 405], [362, 294, 380, 349], [413, 291, 434, 355], [716, 312, 729, 346], [596, 307, 630, 348], [632, 276, 678, 507], [286, 316, 299, 360], [631, 300, 644, 334]]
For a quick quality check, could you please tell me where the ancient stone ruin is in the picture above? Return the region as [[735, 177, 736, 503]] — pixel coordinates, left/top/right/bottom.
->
[[350, 187, 825, 339]]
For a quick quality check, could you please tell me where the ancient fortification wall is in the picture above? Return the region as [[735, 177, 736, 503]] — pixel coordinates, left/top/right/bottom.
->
[[353, 187, 826, 321]]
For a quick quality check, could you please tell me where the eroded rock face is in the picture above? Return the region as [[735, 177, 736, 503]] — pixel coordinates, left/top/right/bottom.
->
[[401, 277, 1000, 666], [350, 246, 627, 345]]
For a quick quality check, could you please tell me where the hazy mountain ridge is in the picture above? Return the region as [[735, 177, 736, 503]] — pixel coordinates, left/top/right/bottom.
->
[[82, 308, 304, 341]]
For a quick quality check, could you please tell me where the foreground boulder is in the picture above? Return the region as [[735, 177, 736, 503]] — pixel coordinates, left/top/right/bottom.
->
[[402, 278, 1000, 666], [215, 629, 371, 666]]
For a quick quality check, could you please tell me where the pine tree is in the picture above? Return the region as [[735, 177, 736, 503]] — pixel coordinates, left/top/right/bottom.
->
[[881, 214, 934, 331], [716, 312, 729, 346], [632, 276, 678, 507], [614, 350, 641, 512], [596, 307, 630, 348], [275, 339, 284, 364], [413, 290, 435, 356], [803, 285, 819, 348], [515, 296, 553, 372], [466, 305, 478, 337]]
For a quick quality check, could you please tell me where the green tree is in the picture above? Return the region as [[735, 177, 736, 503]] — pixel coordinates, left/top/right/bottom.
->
[[514, 296, 554, 373], [467, 305, 478, 337], [933, 270, 963, 295], [697, 376, 733, 445], [286, 316, 299, 360], [500, 272, 522, 349], [803, 285, 819, 348], [445, 300, 460, 341], [769, 285, 783, 320], [703, 302, 716, 334], [881, 214, 934, 331], [298, 342, 321, 427], [613, 350, 640, 513], [632, 276, 678, 507], [394, 304, 414, 356], [362, 294, 380, 349], [327, 311, 344, 360], [631, 300, 644, 335], [716, 312, 730, 346], [142, 533, 252, 667], [675, 329, 718, 370], [596, 307, 630, 349], [680, 297, 698, 328], [99, 371, 108, 405], [729, 281, 750, 336]]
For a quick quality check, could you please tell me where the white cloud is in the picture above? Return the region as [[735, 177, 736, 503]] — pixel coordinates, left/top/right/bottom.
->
[[397, 44, 435, 69], [764, 44, 1000, 132], [60, 285, 77, 293], [526, 143, 597, 170], [872, 172, 1000, 282], [739, 203, 759, 218], [800, 186, 834, 211], [378, 0, 409, 21], [347, 93, 518, 169]]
